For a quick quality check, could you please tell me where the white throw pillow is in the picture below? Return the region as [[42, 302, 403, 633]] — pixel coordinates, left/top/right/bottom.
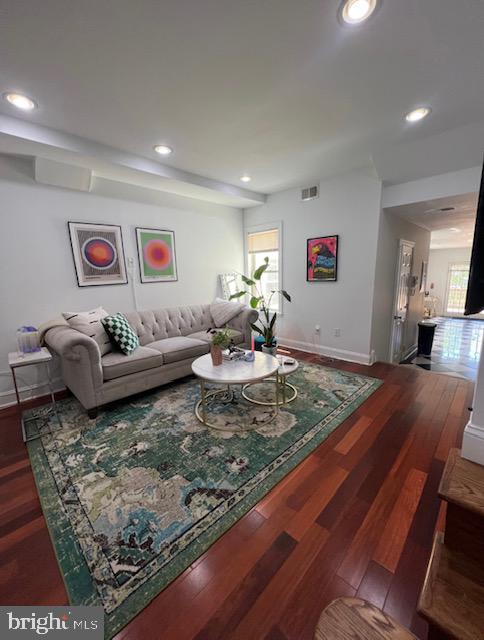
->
[[210, 298, 245, 328], [62, 307, 112, 355]]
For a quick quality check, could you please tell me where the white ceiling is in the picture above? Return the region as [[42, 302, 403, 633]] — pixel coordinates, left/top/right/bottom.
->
[[386, 192, 478, 249], [1, 0, 484, 196]]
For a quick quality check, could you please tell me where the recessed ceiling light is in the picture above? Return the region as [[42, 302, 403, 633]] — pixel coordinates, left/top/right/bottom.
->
[[449, 228, 461, 232], [240, 175, 251, 183], [405, 107, 431, 123], [154, 144, 173, 156], [3, 92, 37, 111], [340, 0, 378, 24]]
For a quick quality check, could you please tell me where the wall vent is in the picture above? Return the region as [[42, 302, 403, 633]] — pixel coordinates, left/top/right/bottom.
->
[[301, 185, 319, 201]]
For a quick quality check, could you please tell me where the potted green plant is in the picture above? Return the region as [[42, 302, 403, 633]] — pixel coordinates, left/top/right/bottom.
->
[[230, 256, 291, 356], [207, 327, 233, 366]]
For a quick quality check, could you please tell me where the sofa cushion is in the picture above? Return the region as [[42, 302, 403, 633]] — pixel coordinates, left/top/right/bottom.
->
[[124, 305, 213, 345], [62, 307, 112, 356], [102, 346, 163, 381], [210, 298, 245, 328], [148, 337, 209, 364], [102, 313, 140, 354], [188, 329, 244, 345]]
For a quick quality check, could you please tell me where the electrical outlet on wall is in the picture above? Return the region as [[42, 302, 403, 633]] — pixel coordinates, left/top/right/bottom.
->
[[127, 257, 135, 270], [334, 328, 341, 337]]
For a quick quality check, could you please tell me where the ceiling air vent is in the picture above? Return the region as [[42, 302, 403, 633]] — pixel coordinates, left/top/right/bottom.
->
[[301, 185, 319, 202]]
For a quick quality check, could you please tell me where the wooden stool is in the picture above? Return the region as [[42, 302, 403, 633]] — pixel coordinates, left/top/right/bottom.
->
[[315, 597, 416, 639]]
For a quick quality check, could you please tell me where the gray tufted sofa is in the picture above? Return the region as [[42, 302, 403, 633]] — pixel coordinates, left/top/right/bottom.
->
[[45, 304, 257, 417]]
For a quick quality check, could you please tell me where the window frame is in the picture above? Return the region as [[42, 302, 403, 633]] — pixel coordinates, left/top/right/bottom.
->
[[244, 221, 283, 315]]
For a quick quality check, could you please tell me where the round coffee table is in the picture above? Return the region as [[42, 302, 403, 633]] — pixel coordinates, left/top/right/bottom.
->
[[241, 356, 299, 406], [191, 352, 280, 431]]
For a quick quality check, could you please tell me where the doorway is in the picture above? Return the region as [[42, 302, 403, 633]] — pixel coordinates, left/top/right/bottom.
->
[[407, 316, 483, 380], [384, 191, 480, 376], [390, 239, 415, 363]]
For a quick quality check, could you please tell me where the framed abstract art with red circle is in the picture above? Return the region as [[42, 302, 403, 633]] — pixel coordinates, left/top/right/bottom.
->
[[68, 222, 128, 287], [136, 227, 178, 283]]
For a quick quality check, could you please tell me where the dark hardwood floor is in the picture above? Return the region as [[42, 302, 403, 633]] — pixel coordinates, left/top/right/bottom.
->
[[0, 351, 473, 639]]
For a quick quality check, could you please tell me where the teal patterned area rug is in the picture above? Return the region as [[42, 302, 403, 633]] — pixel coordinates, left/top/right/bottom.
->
[[26, 362, 381, 638]]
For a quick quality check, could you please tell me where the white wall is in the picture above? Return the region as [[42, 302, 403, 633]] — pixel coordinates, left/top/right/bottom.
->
[[0, 156, 243, 405], [427, 246, 472, 316], [243, 169, 383, 363], [370, 212, 431, 362]]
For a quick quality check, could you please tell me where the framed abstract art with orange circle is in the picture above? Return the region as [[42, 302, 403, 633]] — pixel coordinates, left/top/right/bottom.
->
[[136, 227, 178, 283], [68, 221, 128, 287]]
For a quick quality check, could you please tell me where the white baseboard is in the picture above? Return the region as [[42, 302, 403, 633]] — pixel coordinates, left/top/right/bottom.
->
[[0, 378, 65, 409], [278, 337, 373, 366]]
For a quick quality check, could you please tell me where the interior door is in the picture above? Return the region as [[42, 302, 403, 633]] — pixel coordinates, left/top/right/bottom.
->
[[390, 240, 415, 363]]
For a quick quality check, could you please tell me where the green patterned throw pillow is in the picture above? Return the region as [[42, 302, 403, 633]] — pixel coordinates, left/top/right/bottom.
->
[[101, 313, 140, 354]]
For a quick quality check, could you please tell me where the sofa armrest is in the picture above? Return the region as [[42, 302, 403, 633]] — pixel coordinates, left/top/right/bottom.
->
[[44, 326, 103, 406], [227, 307, 258, 346]]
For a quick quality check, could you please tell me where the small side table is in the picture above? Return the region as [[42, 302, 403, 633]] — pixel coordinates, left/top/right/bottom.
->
[[242, 356, 299, 406], [8, 347, 61, 442]]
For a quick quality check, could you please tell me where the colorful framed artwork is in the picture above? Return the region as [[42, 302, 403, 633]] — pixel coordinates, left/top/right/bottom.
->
[[307, 235, 338, 281], [68, 222, 128, 287], [136, 227, 178, 283]]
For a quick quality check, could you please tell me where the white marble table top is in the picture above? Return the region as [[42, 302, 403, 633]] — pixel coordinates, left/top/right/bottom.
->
[[8, 347, 52, 368], [192, 351, 279, 384], [277, 356, 299, 377]]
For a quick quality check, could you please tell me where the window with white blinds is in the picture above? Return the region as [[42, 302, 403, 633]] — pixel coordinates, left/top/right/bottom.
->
[[246, 227, 281, 312]]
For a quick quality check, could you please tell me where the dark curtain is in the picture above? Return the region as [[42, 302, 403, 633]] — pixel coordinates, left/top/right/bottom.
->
[[464, 159, 484, 316]]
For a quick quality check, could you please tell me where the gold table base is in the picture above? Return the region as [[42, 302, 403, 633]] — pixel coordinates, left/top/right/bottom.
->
[[195, 378, 280, 431], [241, 375, 297, 406]]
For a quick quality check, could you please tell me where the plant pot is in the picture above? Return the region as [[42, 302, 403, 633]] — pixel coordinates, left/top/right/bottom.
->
[[210, 344, 223, 366], [261, 343, 278, 357]]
